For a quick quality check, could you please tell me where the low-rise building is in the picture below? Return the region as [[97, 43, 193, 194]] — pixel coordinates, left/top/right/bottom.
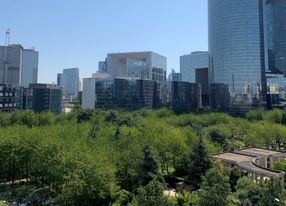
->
[[213, 148, 286, 183], [0, 84, 17, 112], [171, 81, 201, 113], [29, 84, 63, 114], [94, 78, 159, 110]]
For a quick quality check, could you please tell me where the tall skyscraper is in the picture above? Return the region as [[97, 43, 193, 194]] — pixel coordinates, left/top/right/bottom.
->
[[208, 0, 286, 109], [58, 68, 80, 99], [106, 51, 167, 83], [0, 44, 38, 86], [208, 0, 267, 108], [180, 51, 208, 82], [265, 0, 286, 75]]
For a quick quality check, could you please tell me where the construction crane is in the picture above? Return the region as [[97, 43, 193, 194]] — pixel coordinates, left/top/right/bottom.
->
[[5, 28, 10, 46], [3, 29, 10, 84]]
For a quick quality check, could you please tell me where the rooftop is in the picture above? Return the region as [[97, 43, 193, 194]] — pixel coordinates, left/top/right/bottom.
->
[[213, 148, 286, 177], [237, 148, 283, 157]]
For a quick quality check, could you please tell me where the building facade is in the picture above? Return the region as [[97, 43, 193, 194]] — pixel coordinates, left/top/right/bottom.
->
[[21, 49, 39, 87], [58, 68, 80, 100], [195, 68, 209, 107], [209, 0, 267, 109], [171, 81, 201, 113], [98, 61, 107, 72], [265, 0, 286, 76], [29, 84, 62, 114], [208, 0, 286, 110], [106, 52, 167, 83], [0, 44, 38, 86], [0, 84, 17, 112], [57, 73, 63, 88], [82, 78, 96, 110], [180, 51, 208, 83], [209, 83, 230, 111], [94, 78, 159, 110], [168, 69, 182, 82]]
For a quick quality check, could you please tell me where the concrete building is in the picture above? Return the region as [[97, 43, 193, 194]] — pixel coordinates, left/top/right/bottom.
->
[[106, 52, 167, 83], [171, 81, 202, 113], [29, 83, 62, 114], [180, 51, 208, 83], [92, 71, 110, 79], [213, 148, 286, 183], [0, 44, 38, 86]]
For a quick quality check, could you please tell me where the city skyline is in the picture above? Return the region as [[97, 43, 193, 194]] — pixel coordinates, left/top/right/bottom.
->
[[0, 0, 208, 84]]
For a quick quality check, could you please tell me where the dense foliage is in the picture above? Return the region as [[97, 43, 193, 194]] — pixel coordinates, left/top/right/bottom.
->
[[0, 108, 286, 205]]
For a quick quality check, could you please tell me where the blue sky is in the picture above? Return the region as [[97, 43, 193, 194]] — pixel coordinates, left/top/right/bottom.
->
[[0, 0, 208, 83]]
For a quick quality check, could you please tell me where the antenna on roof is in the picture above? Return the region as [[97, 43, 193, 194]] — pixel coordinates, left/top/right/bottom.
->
[[5, 28, 10, 46]]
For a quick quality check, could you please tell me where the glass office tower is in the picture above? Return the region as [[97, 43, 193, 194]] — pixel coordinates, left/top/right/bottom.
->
[[208, 0, 267, 108], [265, 0, 286, 75]]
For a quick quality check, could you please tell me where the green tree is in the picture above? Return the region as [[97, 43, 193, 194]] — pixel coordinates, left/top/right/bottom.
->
[[138, 145, 159, 186], [197, 168, 230, 206], [246, 109, 264, 122], [260, 177, 285, 206], [136, 178, 172, 206], [76, 109, 93, 123], [208, 127, 228, 147], [187, 138, 212, 188], [88, 125, 97, 139], [229, 167, 241, 192], [235, 176, 263, 206]]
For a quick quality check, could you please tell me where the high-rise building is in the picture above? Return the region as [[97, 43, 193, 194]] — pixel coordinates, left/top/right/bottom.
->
[[0, 44, 38, 86], [208, 0, 286, 110], [21, 49, 39, 87], [168, 69, 182, 82], [82, 78, 96, 110], [265, 0, 286, 75], [58, 68, 80, 100], [29, 83, 62, 114], [98, 61, 107, 72], [57, 73, 63, 87], [208, 0, 267, 109], [180, 51, 208, 82], [106, 52, 167, 82]]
